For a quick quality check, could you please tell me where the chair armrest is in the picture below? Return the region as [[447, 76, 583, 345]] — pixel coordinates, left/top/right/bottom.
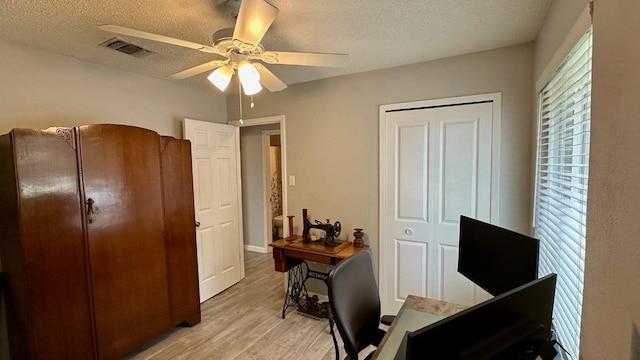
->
[[380, 315, 395, 326]]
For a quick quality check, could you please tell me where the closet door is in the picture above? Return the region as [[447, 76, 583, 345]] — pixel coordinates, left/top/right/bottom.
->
[[78, 125, 170, 359]]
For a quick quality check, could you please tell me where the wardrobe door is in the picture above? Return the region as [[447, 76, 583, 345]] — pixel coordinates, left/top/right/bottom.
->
[[160, 137, 200, 326], [77, 125, 170, 360], [0, 128, 94, 359]]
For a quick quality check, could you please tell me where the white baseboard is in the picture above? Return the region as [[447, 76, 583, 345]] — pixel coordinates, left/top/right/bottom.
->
[[244, 244, 268, 253]]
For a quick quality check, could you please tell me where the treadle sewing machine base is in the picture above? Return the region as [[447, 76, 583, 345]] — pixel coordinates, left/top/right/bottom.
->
[[282, 260, 333, 319], [276, 237, 349, 317]]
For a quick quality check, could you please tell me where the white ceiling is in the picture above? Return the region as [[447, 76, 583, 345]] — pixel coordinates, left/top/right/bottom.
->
[[0, 0, 552, 93]]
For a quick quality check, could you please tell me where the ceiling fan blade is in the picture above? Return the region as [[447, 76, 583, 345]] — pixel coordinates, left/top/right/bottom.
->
[[259, 51, 350, 67], [254, 64, 287, 92], [232, 0, 279, 51], [168, 60, 228, 80], [99, 24, 220, 54]]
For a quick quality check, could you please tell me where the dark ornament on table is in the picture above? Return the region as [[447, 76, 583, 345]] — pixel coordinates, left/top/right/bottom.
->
[[353, 228, 364, 247], [286, 215, 296, 241]]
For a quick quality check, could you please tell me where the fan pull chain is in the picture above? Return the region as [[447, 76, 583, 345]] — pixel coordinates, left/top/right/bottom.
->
[[251, 95, 255, 109], [238, 76, 244, 124]]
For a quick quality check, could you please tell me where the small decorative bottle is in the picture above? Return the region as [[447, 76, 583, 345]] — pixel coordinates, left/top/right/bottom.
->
[[353, 228, 364, 247]]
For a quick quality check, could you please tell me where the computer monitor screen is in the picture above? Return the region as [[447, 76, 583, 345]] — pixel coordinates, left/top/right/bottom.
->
[[458, 215, 540, 296], [395, 273, 557, 360]]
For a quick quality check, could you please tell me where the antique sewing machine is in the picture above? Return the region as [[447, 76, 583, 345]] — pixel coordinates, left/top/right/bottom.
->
[[301, 208, 342, 247]]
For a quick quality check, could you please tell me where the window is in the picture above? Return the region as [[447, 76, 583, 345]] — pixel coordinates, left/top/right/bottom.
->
[[534, 27, 592, 358]]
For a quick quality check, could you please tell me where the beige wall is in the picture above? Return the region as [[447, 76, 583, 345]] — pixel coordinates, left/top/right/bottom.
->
[[228, 43, 535, 275], [0, 38, 226, 360], [0, 38, 227, 137], [582, 0, 640, 358]]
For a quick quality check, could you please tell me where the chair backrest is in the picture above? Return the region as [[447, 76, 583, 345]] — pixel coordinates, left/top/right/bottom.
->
[[328, 250, 382, 359]]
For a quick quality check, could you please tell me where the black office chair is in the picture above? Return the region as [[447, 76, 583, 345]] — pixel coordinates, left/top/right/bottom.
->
[[328, 250, 394, 360]]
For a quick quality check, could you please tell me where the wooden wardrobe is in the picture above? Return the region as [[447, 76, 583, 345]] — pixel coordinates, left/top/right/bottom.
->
[[0, 124, 200, 360]]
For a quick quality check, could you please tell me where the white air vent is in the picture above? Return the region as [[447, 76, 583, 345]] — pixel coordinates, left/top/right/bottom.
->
[[100, 38, 152, 58]]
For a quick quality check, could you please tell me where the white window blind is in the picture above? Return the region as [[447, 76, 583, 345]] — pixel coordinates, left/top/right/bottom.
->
[[534, 27, 592, 358]]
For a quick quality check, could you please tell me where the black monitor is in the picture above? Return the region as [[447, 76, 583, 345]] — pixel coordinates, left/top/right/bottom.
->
[[395, 273, 557, 360], [458, 215, 540, 296]]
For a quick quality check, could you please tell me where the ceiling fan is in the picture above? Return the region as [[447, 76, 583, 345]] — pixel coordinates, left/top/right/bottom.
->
[[99, 0, 350, 95]]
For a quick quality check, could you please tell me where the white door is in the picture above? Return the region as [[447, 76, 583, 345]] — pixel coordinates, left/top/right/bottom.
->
[[184, 119, 244, 303], [380, 96, 499, 315]]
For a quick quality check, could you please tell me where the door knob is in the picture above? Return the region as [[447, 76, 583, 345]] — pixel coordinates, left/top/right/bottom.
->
[[405, 228, 413, 235], [195, 221, 201, 228]]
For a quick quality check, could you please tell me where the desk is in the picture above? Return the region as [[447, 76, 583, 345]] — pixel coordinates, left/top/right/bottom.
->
[[270, 236, 369, 272], [372, 295, 467, 360], [270, 236, 369, 360]]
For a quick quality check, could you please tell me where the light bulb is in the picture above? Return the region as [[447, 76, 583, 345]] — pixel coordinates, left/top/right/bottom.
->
[[207, 65, 233, 92], [238, 61, 262, 95], [241, 80, 262, 96], [238, 61, 260, 82]]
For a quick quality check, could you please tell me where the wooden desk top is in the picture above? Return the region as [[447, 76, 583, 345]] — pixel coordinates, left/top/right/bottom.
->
[[372, 295, 467, 359], [271, 236, 368, 258], [269, 236, 369, 272], [400, 295, 467, 317]]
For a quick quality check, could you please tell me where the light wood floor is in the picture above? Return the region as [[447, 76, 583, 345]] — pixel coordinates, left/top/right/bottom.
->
[[126, 251, 345, 360]]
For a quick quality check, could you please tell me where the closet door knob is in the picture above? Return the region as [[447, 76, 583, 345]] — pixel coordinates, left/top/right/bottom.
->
[[195, 221, 201, 228]]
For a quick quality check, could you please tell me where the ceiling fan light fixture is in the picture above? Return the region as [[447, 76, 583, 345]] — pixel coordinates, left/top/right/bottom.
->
[[238, 61, 262, 95], [241, 78, 262, 96], [238, 61, 259, 82], [207, 65, 234, 91]]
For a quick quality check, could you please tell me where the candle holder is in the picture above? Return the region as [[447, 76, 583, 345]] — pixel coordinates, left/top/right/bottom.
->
[[353, 228, 364, 247], [286, 215, 295, 241]]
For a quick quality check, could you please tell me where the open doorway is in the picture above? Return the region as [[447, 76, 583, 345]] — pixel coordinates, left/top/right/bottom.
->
[[235, 115, 288, 254], [264, 130, 283, 242]]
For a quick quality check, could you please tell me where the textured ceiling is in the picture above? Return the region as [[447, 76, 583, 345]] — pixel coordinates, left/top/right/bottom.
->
[[0, 0, 551, 93]]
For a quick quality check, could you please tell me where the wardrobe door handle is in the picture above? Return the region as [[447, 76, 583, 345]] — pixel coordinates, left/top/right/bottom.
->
[[86, 198, 95, 223], [86, 198, 95, 215]]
